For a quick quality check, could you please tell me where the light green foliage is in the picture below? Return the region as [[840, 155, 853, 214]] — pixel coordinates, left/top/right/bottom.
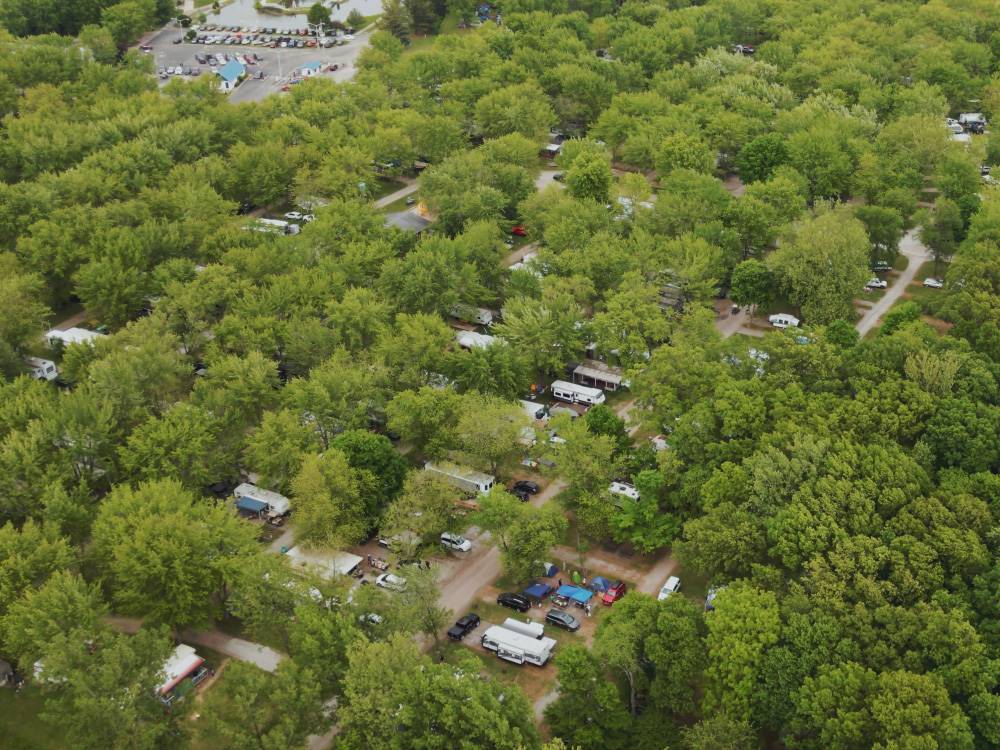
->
[[291, 450, 369, 548], [382, 471, 456, 545], [656, 132, 716, 175], [476, 488, 566, 582]]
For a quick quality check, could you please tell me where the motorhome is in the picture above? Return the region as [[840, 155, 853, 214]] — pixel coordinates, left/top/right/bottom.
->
[[26, 357, 58, 381], [233, 483, 290, 517], [550, 380, 605, 406], [424, 461, 495, 495], [502, 617, 545, 639], [481, 625, 556, 666]]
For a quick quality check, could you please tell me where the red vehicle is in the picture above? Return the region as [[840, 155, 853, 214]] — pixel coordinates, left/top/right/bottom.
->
[[602, 581, 627, 606], [511, 225, 527, 237]]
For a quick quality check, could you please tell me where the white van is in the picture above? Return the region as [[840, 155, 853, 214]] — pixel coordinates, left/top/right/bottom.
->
[[502, 617, 545, 639], [481, 626, 556, 666], [551, 380, 605, 406], [768, 314, 800, 329]]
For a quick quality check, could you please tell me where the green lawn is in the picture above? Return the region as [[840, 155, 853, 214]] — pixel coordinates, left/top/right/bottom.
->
[[378, 189, 421, 213], [401, 13, 469, 57], [367, 177, 406, 201], [0, 686, 68, 750]]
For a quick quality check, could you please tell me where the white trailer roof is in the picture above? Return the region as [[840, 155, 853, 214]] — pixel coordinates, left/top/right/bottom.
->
[[45, 327, 106, 346], [455, 330, 496, 349], [234, 483, 290, 514], [483, 625, 556, 657], [285, 546, 363, 580], [424, 461, 495, 486], [158, 644, 204, 694], [572, 361, 623, 386], [551, 379, 604, 397]]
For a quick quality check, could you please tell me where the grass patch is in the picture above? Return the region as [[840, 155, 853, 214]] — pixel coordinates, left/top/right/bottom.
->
[[400, 12, 468, 58], [0, 685, 67, 750], [366, 177, 406, 201], [379, 190, 420, 213]]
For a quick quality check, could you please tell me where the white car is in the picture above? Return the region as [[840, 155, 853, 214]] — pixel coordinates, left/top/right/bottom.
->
[[302, 214, 315, 222], [609, 481, 640, 500], [283, 211, 304, 221], [657, 576, 681, 601], [375, 573, 407, 592], [865, 278, 888, 289], [947, 122, 965, 134], [358, 612, 384, 625], [342, 34, 355, 41], [768, 313, 800, 329], [440, 532, 472, 552], [923, 277, 944, 289]]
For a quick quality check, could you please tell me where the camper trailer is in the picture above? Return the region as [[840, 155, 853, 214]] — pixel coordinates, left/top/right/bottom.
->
[[550, 380, 605, 406], [233, 483, 291, 520], [502, 617, 545, 639], [424, 461, 495, 495], [481, 625, 556, 666]]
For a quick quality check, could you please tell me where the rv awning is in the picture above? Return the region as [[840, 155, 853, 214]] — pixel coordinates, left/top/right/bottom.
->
[[236, 497, 267, 513], [573, 362, 622, 386], [556, 584, 593, 603]]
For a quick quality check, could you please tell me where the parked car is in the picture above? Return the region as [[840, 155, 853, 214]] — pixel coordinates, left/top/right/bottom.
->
[[545, 609, 580, 632], [768, 313, 800, 329], [657, 576, 681, 601], [283, 211, 304, 221], [447, 613, 481, 640], [358, 612, 384, 625], [511, 225, 527, 236], [440, 532, 472, 552], [512, 480, 540, 495], [375, 573, 407, 592], [511, 488, 530, 502], [923, 277, 944, 289], [139, 44, 153, 51], [602, 582, 627, 605], [865, 278, 888, 289], [497, 592, 532, 612]]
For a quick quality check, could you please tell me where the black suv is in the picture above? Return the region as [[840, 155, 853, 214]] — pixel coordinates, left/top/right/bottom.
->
[[545, 609, 581, 632], [497, 593, 532, 612], [512, 480, 540, 495], [447, 613, 481, 640]]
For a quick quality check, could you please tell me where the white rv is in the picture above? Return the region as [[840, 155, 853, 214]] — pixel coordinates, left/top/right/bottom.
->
[[481, 625, 556, 666], [233, 483, 290, 516], [550, 380, 605, 406], [502, 617, 545, 639], [424, 461, 495, 495], [26, 357, 58, 381], [455, 330, 496, 350], [247, 218, 300, 235]]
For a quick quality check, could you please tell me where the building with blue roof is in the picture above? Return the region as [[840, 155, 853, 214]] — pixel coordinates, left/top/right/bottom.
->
[[299, 60, 323, 77], [216, 59, 245, 92]]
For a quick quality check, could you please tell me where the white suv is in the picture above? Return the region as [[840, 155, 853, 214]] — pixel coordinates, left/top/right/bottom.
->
[[657, 576, 681, 601], [440, 532, 472, 552]]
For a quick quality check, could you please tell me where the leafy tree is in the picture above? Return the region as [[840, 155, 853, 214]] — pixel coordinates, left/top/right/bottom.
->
[[119, 403, 227, 490], [454, 394, 528, 474], [736, 132, 790, 184], [0, 521, 74, 620], [855, 205, 903, 265], [768, 207, 870, 323], [385, 386, 462, 457], [549, 414, 617, 496], [704, 584, 781, 724], [476, 488, 567, 581], [566, 150, 612, 203], [379, 0, 413, 41], [729, 259, 774, 311], [920, 197, 963, 274], [2, 571, 106, 666], [91, 480, 261, 632], [382, 471, 455, 547], [338, 635, 538, 749], [243, 409, 320, 494], [656, 133, 715, 176], [0, 258, 51, 358], [291, 450, 369, 547], [584, 405, 630, 455], [101, 0, 156, 48], [39, 627, 178, 750], [495, 295, 585, 378], [448, 341, 530, 400], [307, 2, 330, 26], [545, 645, 632, 749], [682, 714, 755, 750], [396, 566, 450, 645], [879, 300, 922, 336], [474, 84, 556, 142], [288, 601, 360, 696], [330, 429, 408, 515], [201, 660, 327, 749]]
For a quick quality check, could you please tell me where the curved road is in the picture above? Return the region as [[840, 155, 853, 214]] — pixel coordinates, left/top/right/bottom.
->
[[855, 228, 930, 336]]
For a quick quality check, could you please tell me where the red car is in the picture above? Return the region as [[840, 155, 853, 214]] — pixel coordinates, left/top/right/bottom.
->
[[602, 581, 627, 606], [511, 225, 527, 237]]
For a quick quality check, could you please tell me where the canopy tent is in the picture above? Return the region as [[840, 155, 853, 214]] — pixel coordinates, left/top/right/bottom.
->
[[235, 497, 267, 514], [541, 562, 558, 577], [589, 576, 614, 592], [523, 582, 552, 601], [556, 584, 593, 604]]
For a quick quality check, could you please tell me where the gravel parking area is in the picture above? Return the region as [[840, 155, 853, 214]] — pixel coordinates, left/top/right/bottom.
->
[[138, 24, 371, 102]]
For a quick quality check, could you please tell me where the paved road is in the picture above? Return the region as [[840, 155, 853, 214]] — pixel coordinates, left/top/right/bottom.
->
[[374, 179, 419, 208], [535, 169, 562, 191], [855, 228, 929, 336], [106, 616, 285, 672]]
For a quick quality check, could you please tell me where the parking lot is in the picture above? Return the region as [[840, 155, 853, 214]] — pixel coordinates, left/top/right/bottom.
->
[[139, 24, 370, 102]]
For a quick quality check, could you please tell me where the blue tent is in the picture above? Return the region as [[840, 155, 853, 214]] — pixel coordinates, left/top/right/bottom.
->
[[523, 583, 552, 600], [556, 584, 593, 604], [541, 562, 558, 577], [236, 497, 267, 514], [590, 576, 614, 592]]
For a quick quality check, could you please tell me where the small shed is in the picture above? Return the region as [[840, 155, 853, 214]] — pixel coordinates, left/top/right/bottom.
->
[[572, 359, 624, 391], [217, 59, 245, 92]]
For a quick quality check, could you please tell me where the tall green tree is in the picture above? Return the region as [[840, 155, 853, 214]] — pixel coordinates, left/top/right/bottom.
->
[[291, 450, 369, 547]]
